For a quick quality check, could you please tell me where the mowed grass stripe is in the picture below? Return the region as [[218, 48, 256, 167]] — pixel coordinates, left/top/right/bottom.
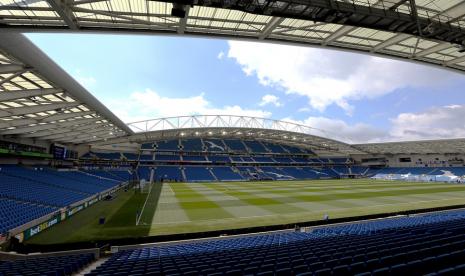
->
[[207, 183, 308, 214], [172, 183, 234, 221], [219, 180, 458, 194], [211, 181, 465, 199], [293, 186, 465, 203]]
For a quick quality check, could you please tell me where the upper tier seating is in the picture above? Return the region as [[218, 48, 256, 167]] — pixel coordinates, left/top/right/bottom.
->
[[88, 209, 465, 276], [292, 157, 309, 163], [181, 139, 204, 151], [203, 139, 226, 152], [223, 139, 247, 152], [156, 140, 179, 151], [1, 253, 95, 276], [262, 142, 287, 153], [281, 144, 305, 154], [140, 142, 153, 150], [243, 140, 268, 153]]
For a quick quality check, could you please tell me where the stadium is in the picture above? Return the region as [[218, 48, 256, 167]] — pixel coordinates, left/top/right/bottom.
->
[[2, 0, 465, 275]]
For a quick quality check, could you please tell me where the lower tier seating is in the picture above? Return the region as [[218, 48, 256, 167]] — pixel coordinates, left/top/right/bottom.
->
[[87, 208, 465, 276], [0, 165, 123, 235], [0, 253, 94, 276]]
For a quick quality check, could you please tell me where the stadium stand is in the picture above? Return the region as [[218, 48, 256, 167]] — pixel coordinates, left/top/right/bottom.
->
[[154, 166, 182, 182], [182, 155, 207, 162], [181, 139, 204, 151], [154, 154, 181, 161], [184, 166, 215, 182], [139, 154, 154, 161], [0, 165, 125, 235], [0, 253, 95, 275], [243, 140, 268, 153], [208, 156, 231, 163], [141, 142, 153, 150], [223, 139, 247, 152], [87, 209, 465, 276], [156, 140, 179, 151], [203, 139, 226, 152], [211, 167, 244, 181], [0, 199, 57, 235]]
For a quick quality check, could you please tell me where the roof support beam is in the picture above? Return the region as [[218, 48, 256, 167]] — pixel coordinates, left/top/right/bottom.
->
[[46, 0, 79, 30], [321, 25, 353, 45], [2, 117, 102, 135], [73, 7, 176, 30], [40, 110, 96, 123], [0, 102, 80, 117], [177, 5, 190, 34], [414, 42, 451, 57], [259, 17, 284, 40], [22, 122, 110, 138], [0, 69, 27, 86], [41, 125, 115, 140], [0, 64, 24, 74], [0, 31, 133, 136], [434, 1, 465, 24], [371, 33, 410, 52], [0, 88, 62, 101], [445, 55, 465, 66], [0, 118, 37, 129]]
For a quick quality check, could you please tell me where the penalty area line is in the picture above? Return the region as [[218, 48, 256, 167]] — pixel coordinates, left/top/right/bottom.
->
[[136, 182, 153, 226]]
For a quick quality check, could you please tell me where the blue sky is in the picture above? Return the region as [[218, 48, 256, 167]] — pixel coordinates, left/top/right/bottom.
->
[[26, 33, 465, 143]]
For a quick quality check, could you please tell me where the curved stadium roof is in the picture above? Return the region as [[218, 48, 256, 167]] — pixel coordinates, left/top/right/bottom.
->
[[1, 0, 465, 154], [113, 115, 364, 155], [0, 0, 465, 72]]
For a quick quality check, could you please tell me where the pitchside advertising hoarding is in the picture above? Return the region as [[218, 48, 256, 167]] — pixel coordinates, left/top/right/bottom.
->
[[14, 195, 101, 242]]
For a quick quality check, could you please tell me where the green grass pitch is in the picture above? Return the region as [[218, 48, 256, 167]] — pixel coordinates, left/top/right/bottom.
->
[[26, 179, 465, 245]]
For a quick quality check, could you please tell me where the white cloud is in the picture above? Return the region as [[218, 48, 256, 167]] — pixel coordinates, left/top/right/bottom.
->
[[227, 41, 458, 114], [282, 117, 388, 144], [77, 76, 96, 87], [217, 51, 225, 59], [74, 69, 96, 87], [298, 107, 311, 113], [259, 94, 282, 107], [390, 105, 465, 141], [283, 105, 465, 144], [106, 89, 271, 123]]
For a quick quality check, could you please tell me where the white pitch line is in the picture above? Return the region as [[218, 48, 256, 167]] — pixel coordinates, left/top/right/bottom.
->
[[136, 182, 154, 226]]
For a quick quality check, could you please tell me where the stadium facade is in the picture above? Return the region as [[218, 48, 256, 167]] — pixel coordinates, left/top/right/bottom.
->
[[2, 0, 465, 275]]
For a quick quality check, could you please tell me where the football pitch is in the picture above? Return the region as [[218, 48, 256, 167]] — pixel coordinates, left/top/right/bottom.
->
[[26, 179, 465, 245]]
